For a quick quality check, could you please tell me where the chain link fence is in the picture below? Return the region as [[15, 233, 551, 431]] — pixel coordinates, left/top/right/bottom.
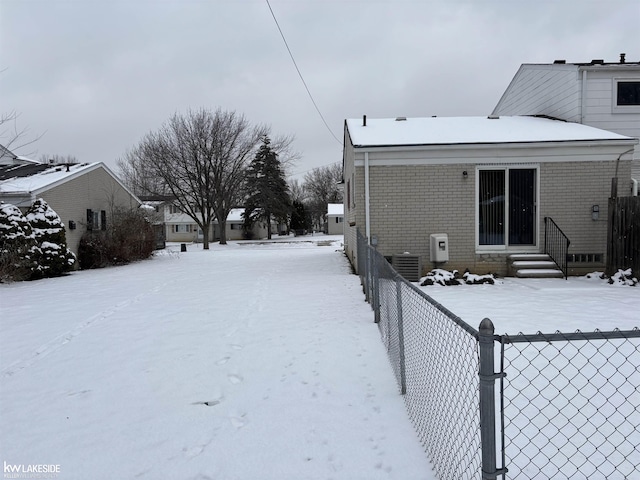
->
[[355, 230, 640, 480], [357, 230, 483, 478], [501, 331, 640, 479]]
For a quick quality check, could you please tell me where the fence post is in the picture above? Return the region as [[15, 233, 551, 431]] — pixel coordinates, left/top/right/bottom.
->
[[373, 251, 381, 323], [479, 318, 502, 480], [365, 242, 372, 303], [395, 278, 407, 395]]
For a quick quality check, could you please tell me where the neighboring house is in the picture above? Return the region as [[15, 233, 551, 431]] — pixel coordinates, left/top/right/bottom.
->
[[0, 145, 41, 166], [224, 208, 273, 241], [142, 202, 273, 243], [492, 54, 640, 184], [342, 115, 637, 277], [0, 161, 142, 256], [327, 203, 344, 235]]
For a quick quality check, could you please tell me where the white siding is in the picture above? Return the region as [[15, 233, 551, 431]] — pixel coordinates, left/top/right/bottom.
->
[[583, 70, 640, 138], [493, 64, 581, 122]]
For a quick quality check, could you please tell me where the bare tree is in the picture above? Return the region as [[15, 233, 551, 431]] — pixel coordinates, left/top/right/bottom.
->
[[1, 110, 44, 156], [38, 153, 79, 164], [303, 162, 343, 230], [119, 108, 268, 248], [270, 134, 301, 175], [288, 178, 306, 204]]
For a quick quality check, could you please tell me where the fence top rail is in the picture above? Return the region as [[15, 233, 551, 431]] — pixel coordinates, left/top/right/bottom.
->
[[501, 327, 640, 343], [382, 259, 480, 338]]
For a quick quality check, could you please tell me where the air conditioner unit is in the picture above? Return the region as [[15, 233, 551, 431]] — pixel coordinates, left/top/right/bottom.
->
[[392, 253, 421, 282], [430, 233, 449, 263]]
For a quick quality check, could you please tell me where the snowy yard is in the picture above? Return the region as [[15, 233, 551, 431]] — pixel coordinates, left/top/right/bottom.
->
[[1, 236, 638, 480], [417, 273, 639, 335], [1, 236, 435, 480]]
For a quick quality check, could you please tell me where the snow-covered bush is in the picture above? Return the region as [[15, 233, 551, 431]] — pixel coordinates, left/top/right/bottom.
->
[[0, 202, 42, 282], [584, 269, 637, 286], [26, 198, 76, 278], [420, 268, 496, 286], [420, 269, 461, 286], [78, 207, 154, 269]]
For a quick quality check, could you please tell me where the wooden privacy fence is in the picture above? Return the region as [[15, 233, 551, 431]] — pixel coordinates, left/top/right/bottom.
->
[[607, 196, 640, 276]]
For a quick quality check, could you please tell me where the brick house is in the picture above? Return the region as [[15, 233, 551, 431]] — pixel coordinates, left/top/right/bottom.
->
[[342, 115, 637, 277]]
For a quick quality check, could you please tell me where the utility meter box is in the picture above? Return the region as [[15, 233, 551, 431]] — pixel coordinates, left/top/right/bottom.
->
[[430, 233, 449, 262]]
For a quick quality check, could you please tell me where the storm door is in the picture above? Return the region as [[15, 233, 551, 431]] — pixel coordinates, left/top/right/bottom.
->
[[478, 168, 537, 248]]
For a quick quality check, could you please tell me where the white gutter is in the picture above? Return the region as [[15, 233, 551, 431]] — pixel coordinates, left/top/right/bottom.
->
[[632, 178, 638, 196], [364, 151, 371, 243]]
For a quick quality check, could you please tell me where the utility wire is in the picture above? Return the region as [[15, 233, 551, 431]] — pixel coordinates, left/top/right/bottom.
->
[[265, 0, 342, 146]]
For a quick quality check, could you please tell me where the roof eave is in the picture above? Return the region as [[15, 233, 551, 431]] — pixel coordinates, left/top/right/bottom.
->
[[352, 138, 638, 150]]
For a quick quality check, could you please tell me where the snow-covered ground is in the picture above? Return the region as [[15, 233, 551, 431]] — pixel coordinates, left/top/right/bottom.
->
[[0, 236, 436, 480], [417, 273, 639, 334], [2, 235, 638, 479]]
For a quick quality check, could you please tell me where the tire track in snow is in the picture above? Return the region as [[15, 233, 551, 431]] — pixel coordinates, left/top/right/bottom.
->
[[2, 283, 169, 378]]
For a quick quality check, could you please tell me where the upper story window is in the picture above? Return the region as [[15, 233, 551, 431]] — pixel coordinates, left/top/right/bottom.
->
[[617, 81, 640, 105], [613, 79, 640, 114]]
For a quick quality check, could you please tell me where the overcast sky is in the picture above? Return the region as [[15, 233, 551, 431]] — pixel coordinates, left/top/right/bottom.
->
[[1, 0, 638, 180]]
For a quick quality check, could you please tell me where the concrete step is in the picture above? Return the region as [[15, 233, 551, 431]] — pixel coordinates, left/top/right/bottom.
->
[[508, 254, 552, 262], [516, 268, 565, 279], [508, 253, 564, 278], [511, 260, 558, 269]]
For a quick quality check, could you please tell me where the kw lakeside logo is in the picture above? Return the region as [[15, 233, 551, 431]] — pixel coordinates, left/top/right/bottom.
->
[[3, 461, 60, 479]]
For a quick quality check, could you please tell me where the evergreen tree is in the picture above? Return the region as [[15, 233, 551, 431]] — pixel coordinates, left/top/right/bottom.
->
[[243, 137, 291, 239], [0, 203, 41, 281], [26, 198, 76, 277], [290, 200, 311, 234]]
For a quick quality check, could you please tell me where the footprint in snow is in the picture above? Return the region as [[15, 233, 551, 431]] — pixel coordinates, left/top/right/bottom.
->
[[227, 374, 243, 384], [229, 413, 247, 429]]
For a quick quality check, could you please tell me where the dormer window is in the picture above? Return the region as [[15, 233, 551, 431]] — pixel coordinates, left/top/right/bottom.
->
[[617, 81, 640, 106]]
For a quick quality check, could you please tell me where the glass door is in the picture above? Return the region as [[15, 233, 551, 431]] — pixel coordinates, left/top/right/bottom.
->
[[478, 168, 536, 248]]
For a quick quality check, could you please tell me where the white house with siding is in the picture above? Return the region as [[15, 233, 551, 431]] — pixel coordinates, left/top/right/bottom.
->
[[0, 162, 142, 256], [327, 203, 344, 235], [492, 54, 640, 185]]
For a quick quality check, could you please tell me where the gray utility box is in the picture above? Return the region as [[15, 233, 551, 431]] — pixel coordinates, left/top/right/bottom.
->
[[392, 254, 422, 282], [430, 233, 449, 263]]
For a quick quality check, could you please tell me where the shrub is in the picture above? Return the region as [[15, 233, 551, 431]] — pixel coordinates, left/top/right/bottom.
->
[[0, 203, 41, 282], [78, 207, 154, 269], [26, 198, 76, 278]]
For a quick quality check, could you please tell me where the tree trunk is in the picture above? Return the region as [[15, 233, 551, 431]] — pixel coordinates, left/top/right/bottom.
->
[[266, 211, 272, 239], [219, 218, 228, 245], [202, 222, 210, 249]]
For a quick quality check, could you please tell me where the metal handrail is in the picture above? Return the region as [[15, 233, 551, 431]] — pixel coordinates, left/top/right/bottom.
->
[[544, 217, 570, 279]]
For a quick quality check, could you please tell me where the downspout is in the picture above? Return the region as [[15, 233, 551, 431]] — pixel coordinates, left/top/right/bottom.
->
[[612, 148, 635, 198], [632, 178, 638, 196], [365, 151, 371, 243], [580, 69, 587, 123]]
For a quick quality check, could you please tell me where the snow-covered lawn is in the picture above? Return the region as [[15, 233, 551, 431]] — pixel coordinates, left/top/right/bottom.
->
[[2, 236, 638, 479], [417, 274, 639, 334], [0, 236, 435, 480]]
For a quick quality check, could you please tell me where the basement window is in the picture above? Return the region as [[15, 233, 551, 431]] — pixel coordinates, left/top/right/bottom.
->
[[567, 253, 603, 264]]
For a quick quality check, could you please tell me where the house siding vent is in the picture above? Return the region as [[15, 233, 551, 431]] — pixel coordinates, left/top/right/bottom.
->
[[392, 254, 421, 282]]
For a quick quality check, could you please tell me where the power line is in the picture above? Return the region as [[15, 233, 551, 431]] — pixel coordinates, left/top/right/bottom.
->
[[265, 0, 342, 146]]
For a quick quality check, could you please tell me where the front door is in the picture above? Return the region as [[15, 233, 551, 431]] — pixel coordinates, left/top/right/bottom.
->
[[478, 167, 537, 248]]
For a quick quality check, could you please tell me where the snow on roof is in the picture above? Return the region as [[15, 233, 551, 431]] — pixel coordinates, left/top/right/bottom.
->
[[227, 208, 245, 222], [0, 163, 99, 193], [346, 115, 635, 147], [328, 203, 343, 215]]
